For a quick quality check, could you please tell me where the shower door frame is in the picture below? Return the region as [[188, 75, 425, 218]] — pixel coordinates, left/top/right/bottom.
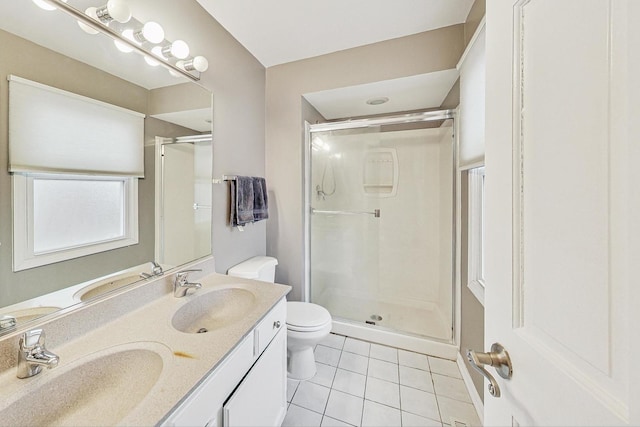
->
[[303, 109, 460, 353]]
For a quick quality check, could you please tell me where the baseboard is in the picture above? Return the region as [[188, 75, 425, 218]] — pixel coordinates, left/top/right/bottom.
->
[[456, 352, 484, 425]]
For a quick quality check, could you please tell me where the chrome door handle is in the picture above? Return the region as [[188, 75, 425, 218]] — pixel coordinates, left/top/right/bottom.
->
[[466, 342, 512, 398]]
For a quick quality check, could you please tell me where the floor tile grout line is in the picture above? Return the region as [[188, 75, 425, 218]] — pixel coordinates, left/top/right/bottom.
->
[[300, 337, 472, 427]]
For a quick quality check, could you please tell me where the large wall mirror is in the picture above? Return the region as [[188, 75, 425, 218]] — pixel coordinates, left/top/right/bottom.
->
[[0, 0, 213, 335]]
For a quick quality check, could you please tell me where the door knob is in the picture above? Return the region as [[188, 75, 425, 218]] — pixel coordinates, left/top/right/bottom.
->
[[466, 342, 512, 398]]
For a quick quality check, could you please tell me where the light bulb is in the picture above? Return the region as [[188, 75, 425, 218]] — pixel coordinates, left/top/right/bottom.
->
[[192, 56, 209, 72], [78, 7, 99, 35], [114, 29, 135, 53], [178, 56, 209, 72], [134, 21, 164, 44], [33, 0, 67, 11], [96, 0, 131, 24], [151, 46, 164, 57], [144, 56, 160, 67], [161, 40, 189, 59]]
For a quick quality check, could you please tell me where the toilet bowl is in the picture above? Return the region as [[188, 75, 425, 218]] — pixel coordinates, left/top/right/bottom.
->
[[286, 301, 332, 380], [227, 256, 332, 380]]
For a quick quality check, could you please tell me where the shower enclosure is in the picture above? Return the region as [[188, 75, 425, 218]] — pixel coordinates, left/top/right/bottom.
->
[[155, 134, 212, 268], [305, 111, 456, 348]]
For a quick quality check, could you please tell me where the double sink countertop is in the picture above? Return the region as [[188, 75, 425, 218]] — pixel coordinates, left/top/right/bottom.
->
[[0, 259, 290, 426]]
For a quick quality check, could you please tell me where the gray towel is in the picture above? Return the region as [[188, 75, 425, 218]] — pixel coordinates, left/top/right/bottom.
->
[[230, 176, 269, 226], [252, 177, 269, 221], [230, 176, 255, 226]]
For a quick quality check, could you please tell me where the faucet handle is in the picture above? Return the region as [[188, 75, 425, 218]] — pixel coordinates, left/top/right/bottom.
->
[[0, 315, 17, 330], [20, 329, 46, 350], [151, 261, 164, 276], [176, 269, 202, 281]]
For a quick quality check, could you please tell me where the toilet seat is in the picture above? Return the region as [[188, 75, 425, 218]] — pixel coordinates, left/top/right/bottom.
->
[[286, 302, 331, 332]]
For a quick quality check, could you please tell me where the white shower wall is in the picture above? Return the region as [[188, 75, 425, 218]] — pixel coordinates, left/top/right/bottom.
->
[[310, 125, 454, 339]]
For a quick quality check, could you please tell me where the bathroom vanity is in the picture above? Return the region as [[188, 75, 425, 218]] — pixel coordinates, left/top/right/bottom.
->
[[0, 258, 291, 427], [164, 299, 287, 426]]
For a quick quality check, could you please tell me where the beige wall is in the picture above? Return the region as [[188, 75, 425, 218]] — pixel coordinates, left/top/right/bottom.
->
[[129, 0, 267, 274], [266, 25, 465, 299], [459, 0, 487, 401], [0, 0, 268, 305]]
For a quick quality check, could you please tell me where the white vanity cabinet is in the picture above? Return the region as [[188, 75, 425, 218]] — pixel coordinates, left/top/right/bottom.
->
[[164, 298, 287, 427]]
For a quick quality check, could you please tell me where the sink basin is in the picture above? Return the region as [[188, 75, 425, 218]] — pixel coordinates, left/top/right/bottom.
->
[[172, 288, 257, 334], [5, 306, 61, 323], [75, 275, 142, 302], [0, 342, 170, 427]]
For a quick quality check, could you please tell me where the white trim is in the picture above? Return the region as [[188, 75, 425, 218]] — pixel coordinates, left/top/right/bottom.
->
[[456, 16, 487, 71], [154, 137, 173, 264], [12, 173, 138, 271], [467, 166, 485, 306], [454, 107, 462, 350], [456, 351, 485, 425], [459, 159, 486, 172], [468, 279, 485, 306]]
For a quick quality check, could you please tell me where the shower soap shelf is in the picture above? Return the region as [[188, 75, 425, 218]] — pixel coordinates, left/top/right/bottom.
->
[[363, 148, 398, 198]]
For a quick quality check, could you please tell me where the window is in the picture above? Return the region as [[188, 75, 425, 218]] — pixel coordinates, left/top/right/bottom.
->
[[12, 173, 138, 271], [467, 166, 485, 305]]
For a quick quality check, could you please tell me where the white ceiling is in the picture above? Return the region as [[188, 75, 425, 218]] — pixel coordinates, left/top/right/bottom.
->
[[195, 0, 474, 67], [197, 0, 472, 119]]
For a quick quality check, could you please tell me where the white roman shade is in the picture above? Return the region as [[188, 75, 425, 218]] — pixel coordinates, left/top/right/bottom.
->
[[8, 75, 145, 177], [457, 19, 486, 168]]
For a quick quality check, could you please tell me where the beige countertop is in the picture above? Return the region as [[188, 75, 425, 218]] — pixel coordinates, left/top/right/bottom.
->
[[0, 268, 291, 426]]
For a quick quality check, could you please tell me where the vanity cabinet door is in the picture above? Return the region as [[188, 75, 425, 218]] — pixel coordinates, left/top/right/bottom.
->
[[223, 327, 287, 427], [164, 334, 255, 427]]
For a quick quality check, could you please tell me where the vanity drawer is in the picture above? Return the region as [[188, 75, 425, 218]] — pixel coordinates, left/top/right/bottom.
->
[[253, 298, 286, 357]]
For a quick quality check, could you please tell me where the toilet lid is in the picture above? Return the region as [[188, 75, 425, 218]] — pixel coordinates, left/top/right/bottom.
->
[[287, 302, 331, 330]]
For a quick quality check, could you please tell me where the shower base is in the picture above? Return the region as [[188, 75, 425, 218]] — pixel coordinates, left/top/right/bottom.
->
[[314, 291, 451, 341]]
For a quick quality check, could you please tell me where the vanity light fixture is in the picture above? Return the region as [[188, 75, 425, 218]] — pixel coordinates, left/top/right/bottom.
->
[[94, 0, 131, 25], [78, 7, 100, 35], [113, 28, 135, 53], [43, 0, 209, 82], [144, 55, 160, 67], [177, 56, 209, 73], [161, 40, 190, 60], [132, 21, 165, 44]]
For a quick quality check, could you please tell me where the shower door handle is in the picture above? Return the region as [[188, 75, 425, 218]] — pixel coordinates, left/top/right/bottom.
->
[[311, 208, 380, 218], [466, 343, 512, 398]]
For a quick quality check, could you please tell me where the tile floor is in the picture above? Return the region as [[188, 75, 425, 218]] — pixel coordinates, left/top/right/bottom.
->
[[283, 334, 481, 427]]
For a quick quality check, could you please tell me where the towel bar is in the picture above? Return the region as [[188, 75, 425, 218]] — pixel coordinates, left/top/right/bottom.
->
[[193, 203, 211, 210], [212, 175, 238, 184], [311, 208, 380, 218]]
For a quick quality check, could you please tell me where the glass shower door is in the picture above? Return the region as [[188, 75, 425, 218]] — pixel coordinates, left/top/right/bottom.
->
[[308, 119, 454, 341]]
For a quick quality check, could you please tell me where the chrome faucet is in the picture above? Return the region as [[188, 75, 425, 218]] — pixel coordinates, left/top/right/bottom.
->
[[173, 269, 202, 297], [17, 329, 59, 379], [0, 315, 17, 331], [150, 261, 164, 276], [140, 261, 164, 279]]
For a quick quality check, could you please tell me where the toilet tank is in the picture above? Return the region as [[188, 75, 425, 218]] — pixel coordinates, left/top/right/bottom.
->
[[227, 256, 278, 282]]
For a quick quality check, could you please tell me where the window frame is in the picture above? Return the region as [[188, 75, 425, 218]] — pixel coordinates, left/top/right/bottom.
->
[[12, 173, 138, 272], [467, 166, 486, 305]]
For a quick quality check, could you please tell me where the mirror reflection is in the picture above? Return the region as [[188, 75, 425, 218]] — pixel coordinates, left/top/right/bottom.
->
[[0, 0, 213, 333]]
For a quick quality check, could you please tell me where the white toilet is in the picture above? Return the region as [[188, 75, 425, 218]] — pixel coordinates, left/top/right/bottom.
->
[[228, 256, 332, 380]]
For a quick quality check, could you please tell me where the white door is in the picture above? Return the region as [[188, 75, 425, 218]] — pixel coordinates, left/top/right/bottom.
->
[[483, 0, 639, 425]]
